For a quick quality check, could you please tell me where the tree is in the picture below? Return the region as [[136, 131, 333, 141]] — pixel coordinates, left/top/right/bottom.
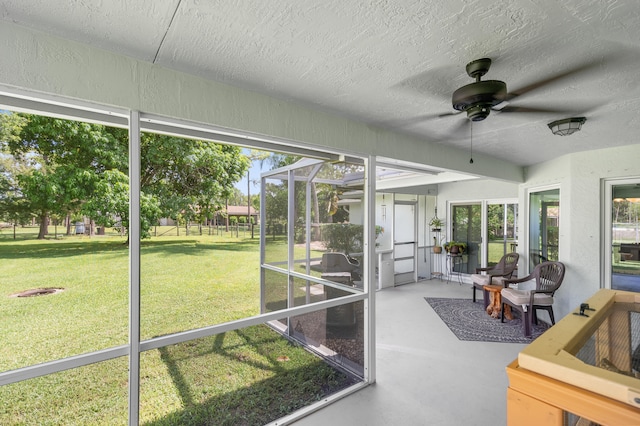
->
[[259, 153, 362, 241], [2, 113, 124, 239], [249, 194, 260, 212], [264, 181, 288, 236], [0, 119, 34, 231], [1, 113, 249, 240], [227, 187, 246, 206], [245, 150, 269, 238], [139, 133, 249, 228], [82, 169, 161, 241]]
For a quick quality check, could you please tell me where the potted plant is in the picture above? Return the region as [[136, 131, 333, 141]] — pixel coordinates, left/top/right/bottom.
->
[[444, 241, 467, 254], [429, 217, 443, 232], [432, 235, 444, 253]]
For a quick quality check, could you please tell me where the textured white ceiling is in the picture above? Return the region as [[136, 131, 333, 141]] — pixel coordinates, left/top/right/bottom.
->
[[2, 0, 640, 166]]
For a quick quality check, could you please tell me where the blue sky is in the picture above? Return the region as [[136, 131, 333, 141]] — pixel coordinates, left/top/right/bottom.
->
[[234, 149, 267, 195]]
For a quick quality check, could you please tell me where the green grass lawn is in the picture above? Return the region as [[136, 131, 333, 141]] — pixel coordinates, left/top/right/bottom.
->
[[0, 228, 355, 425], [487, 241, 514, 266]]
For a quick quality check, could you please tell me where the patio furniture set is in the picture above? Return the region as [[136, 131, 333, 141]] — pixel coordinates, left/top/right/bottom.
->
[[471, 253, 566, 337]]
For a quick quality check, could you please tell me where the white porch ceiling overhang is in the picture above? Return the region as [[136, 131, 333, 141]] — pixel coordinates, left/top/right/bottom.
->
[[2, 1, 640, 168]]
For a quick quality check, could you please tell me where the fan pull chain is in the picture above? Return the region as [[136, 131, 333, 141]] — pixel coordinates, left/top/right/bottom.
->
[[469, 121, 474, 164]]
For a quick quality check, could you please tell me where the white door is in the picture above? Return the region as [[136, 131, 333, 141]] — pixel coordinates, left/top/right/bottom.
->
[[394, 202, 417, 285]]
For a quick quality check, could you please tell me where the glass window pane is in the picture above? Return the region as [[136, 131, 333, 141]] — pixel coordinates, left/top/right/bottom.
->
[[290, 300, 365, 377], [140, 134, 257, 339], [507, 203, 518, 253], [263, 268, 289, 314], [452, 204, 482, 273], [264, 176, 289, 268], [611, 184, 640, 291], [529, 189, 560, 270], [292, 178, 308, 271], [395, 243, 414, 259], [394, 204, 415, 243], [0, 113, 129, 371], [0, 357, 128, 424], [139, 325, 360, 424], [487, 203, 518, 267]]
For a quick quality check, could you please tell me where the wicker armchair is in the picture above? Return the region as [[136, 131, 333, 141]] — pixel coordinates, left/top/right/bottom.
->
[[471, 252, 519, 306], [501, 261, 566, 337]]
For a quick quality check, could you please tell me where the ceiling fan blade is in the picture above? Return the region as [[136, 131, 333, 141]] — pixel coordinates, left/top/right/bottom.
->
[[504, 57, 607, 101], [375, 112, 445, 128], [496, 105, 588, 114], [438, 110, 464, 118], [449, 117, 471, 138], [391, 65, 460, 100]]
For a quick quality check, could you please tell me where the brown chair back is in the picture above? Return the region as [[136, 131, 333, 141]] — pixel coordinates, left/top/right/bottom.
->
[[501, 252, 519, 278], [536, 261, 565, 295], [479, 252, 519, 277]]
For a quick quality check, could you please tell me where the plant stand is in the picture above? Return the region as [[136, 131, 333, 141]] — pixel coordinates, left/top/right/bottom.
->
[[430, 229, 443, 280], [431, 252, 443, 280], [446, 253, 466, 285]]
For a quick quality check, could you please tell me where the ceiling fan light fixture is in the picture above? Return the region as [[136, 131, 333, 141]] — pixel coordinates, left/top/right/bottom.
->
[[548, 117, 586, 136], [466, 104, 491, 121]]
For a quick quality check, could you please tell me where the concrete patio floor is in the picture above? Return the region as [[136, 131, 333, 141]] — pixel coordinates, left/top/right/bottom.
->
[[293, 279, 529, 425]]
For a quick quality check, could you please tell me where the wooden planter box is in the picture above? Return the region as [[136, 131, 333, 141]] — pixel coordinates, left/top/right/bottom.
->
[[507, 289, 640, 425]]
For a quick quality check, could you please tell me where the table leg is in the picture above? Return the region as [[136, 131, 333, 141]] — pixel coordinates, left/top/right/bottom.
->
[[484, 286, 513, 320], [504, 304, 513, 320], [486, 290, 500, 318]]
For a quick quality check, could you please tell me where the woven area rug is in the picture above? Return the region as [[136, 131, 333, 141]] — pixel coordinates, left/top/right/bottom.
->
[[424, 297, 549, 343]]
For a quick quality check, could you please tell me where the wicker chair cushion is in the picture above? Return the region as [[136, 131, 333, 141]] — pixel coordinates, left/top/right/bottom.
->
[[471, 274, 492, 286], [501, 288, 554, 306]]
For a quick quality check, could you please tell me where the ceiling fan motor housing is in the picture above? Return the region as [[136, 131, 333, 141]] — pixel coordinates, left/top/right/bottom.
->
[[452, 80, 507, 121]]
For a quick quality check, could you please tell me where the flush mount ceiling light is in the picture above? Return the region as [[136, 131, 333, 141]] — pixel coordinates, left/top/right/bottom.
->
[[548, 117, 586, 136]]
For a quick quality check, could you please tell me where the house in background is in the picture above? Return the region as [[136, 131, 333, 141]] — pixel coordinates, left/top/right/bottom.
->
[[219, 205, 259, 225], [157, 206, 258, 227]]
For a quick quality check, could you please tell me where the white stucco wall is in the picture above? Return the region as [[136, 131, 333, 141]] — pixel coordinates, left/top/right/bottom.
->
[[438, 178, 520, 202], [524, 144, 640, 319]]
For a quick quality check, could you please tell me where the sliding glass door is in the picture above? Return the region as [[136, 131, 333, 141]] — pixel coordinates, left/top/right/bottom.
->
[[606, 180, 640, 291], [451, 203, 482, 273], [448, 201, 518, 274], [529, 189, 560, 271], [487, 203, 518, 267]]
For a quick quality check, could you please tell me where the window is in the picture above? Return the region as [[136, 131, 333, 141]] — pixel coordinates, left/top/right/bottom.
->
[[529, 189, 560, 271], [0, 103, 130, 423], [486, 202, 518, 267], [605, 179, 640, 291], [451, 203, 482, 273]]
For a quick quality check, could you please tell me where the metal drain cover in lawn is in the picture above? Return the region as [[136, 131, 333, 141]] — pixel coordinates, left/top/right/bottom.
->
[[10, 288, 65, 298]]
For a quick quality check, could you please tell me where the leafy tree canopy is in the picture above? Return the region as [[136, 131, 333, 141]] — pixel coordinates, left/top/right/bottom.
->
[[0, 113, 249, 239], [140, 132, 249, 223]]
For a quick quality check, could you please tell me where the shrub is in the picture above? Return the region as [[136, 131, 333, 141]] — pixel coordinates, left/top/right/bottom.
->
[[321, 223, 362, 253], [320, 224, 383, 254]]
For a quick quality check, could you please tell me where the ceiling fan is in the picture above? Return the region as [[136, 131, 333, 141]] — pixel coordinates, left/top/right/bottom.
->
[[383, 50, 631, 141], [440, 57, 598, 123]]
